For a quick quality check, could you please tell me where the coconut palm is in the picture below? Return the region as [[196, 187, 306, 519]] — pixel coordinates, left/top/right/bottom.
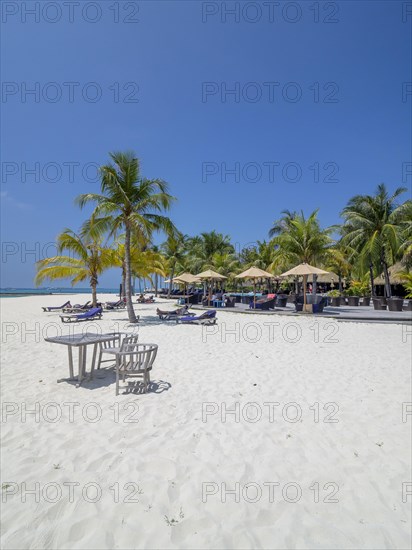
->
[[269, 209, 334, 269], [399, 272, 412, 298], [398, 201, 412, 269], [239, 245, 259, 266], [203, 251, 240, 278], [325, 247, 352, 293], [150, 244, 165, 296], [35, 226, 113, 306], [340, 184, 410, 297], [110, 238, 167, 297], [161, 234, 188, 297], [252, 241, 275, 271], [76, 151, 176, 322], [268, 209, 297, 238], [186, 231, 234, 273]]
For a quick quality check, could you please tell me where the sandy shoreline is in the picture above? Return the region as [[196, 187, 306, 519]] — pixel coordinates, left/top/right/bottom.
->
[[1, 294, 411, 549]]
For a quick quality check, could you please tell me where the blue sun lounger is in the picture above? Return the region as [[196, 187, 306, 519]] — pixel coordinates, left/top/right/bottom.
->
[[178, 310, 217, 325], [60, 307, 103, 323], [42, 300, 71, 312]]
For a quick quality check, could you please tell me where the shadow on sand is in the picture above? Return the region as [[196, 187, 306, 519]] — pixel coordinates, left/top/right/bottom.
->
[[65, 366, 171, 394]]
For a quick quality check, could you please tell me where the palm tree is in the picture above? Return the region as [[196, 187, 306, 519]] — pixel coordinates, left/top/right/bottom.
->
[[161, 234, 188, 297], [76, 151, 176, 322], [186, 231, 234, 272], [269, 209, 297, 238], [325, 247, 352, 293], [399, 272, 412, 298], [269, 209, 333, 268], [398, 201, 412, 269], [150, 245, 162, 296], [110, 238, 166, 297], [204, 251, 240, 278], [253, 241, 275, 271], [35, 226, 113, 306], [239, 245, 259, 266], [269, 210, 333, 294], [340, 184, 410, 297]]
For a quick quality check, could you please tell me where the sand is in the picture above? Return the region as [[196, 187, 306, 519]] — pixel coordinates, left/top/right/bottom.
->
[[1, 294, 411, 550]]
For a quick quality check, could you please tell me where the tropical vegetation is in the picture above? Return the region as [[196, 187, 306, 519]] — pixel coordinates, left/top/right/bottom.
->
[[35, 154, 412, 305]]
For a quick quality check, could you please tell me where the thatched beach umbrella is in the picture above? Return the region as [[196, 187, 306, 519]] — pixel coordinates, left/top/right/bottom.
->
[[306, 271, 340, 284], [280, 263, 329, 312], [235, 266, 274, 309], [374, 262, 405, 286], [195, 269, 227, 306]]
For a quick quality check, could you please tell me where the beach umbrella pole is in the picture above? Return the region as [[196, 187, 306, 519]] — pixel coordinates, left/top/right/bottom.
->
[[303, 274, 307, 312]]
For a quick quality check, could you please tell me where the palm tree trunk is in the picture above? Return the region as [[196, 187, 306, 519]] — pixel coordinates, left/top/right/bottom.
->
[[369, 262, 375, 297], [168, 263, 175, 298], [382, 261, 392, 298], [155, 273, 158, 297], [338, 274, 342, 293], [90, 277, 98, 307], [124, 222, 137, 322], [122, 268, 126, 298]]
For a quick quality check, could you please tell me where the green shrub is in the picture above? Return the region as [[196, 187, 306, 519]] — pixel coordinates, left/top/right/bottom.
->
[[345, 280, 370, 296], [327, 289, 341, 297], [399, 272, 412, 299]]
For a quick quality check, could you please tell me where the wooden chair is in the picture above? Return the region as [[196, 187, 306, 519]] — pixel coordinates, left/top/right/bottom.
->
[[100, 337, 158, 395], [97, 333, 138, 370]]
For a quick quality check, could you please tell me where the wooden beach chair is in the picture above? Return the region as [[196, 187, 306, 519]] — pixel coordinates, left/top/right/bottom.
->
[[99, 337, 158, 395]]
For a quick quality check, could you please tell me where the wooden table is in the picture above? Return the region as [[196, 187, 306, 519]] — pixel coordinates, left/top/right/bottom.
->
[[44, 333, 131, 387]]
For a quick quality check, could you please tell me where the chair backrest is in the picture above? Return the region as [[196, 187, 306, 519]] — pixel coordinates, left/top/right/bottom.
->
[[101, 331, 137, 350], [201, 310, 216, 319], [120, 335, 140, 352], [82, 307, 101, 317], [120, 342, 158, 373]]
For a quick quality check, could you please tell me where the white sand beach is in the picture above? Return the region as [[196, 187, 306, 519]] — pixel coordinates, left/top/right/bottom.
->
[[1, 294, 411, 550]]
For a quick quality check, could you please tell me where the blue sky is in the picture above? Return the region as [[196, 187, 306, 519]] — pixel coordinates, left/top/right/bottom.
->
[[1, 0, 411, 287]]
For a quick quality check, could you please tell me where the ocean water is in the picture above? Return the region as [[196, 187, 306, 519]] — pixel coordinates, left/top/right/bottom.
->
[[0, 288, 120, 298]]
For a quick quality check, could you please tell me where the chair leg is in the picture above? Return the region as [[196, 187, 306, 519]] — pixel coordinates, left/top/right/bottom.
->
[[115, 357, 120, 396]]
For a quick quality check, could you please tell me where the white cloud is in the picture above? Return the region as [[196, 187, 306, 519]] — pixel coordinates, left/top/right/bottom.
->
[[0, 191, 32, 211]]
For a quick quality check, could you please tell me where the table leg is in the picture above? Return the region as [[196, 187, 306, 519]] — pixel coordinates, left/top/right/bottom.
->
[[77, 346, 85, 387], [57, 345, 78, 384], [83, 346, 87, 377], [89, 343, 98, 380], [68, 346, 74, 378]]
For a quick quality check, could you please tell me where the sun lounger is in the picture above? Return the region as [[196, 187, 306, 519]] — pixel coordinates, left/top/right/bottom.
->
[[60, 307, 103, 323], [178, 310, 217, 325], [156, 305, 190, 320], [136, 296, 155, 304], [250, 297, 276, 310], [42, 300, 71, 312], [104, 299, 126, 310], [62, 301, 92, 313]]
